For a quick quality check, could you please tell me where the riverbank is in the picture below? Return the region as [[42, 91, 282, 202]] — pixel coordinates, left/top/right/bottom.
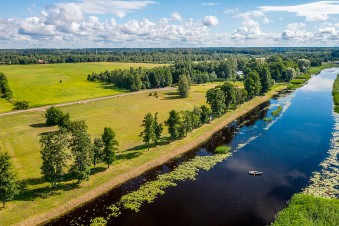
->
[[12, 86, 286, 226]]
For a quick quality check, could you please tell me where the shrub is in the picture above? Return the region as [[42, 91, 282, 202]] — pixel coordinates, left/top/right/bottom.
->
[[14, 100, 29, 110]]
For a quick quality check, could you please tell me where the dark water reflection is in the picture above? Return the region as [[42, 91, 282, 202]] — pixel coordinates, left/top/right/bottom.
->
[[47, 68, 339, 226]]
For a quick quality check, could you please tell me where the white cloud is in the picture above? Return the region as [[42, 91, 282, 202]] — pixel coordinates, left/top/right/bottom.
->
[[58, 0, 157, 18], [171, 11, 182, 21], [260, 1, 339, 21], [232, 10, 271, 40], [201, 3, 221, 6], [202, 15, 219, 26], [224, 8, 239, 15]]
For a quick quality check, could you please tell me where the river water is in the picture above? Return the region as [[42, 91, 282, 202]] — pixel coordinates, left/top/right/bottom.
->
[[47, 68, 339, 226]]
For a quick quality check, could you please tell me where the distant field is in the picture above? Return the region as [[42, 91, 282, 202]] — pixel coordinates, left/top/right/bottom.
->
[[0, 62, 163, 111]]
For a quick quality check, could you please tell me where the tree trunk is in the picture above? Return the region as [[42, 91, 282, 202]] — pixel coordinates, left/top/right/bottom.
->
[[148, 142, 150, 151], [2, 199, 6, 208]]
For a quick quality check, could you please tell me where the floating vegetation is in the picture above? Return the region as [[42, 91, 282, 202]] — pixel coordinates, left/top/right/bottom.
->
[[214, 146, 231, 154], [235, 134, 260, 151], [271, 106, 283, 117], [303, 112, 339, 199], [90, 152, 232, 224], [263, 117, 272, 122]]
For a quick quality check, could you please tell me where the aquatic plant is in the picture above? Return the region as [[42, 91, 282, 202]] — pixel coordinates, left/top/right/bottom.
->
[[90, 152, 232, 224], [303, 112, 339, 199], [263, 117, 272, 122], [214, 146, 231, 154], [271, 106, 283, 117]]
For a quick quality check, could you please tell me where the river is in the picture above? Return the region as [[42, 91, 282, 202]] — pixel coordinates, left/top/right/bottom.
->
[[47, 68, 339, 226]]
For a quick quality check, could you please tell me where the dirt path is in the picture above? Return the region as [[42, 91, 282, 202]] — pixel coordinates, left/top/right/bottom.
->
[[0, 87, 175, 117], [17, 87, 285, 226]]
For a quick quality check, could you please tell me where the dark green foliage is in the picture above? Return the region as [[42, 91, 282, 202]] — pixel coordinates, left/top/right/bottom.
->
[[178, 75, 190, 98], [179, 110, 194, 137], [272, 194, 339, 226], [154, 113, 163, 144], [102, 127, 119, 168], [0, 152, 18, 207], [14, 100, 29, 110], [92, 138, 104, 167], [68, 121, 93, 183], [45, 107, 71, 128], [40, 129, 70, 188], [139, 113, 156, 151], [206, 88, 226, 116], [244, 71, 261, 99], [200, 105, 212, 124], [219, 82, 236, 110], [332, 74, 339, 113], [45, 107, 64, 126], [165, 110, 181, 138], [260, 67, 273, 94], [0, 73, 12, 100]]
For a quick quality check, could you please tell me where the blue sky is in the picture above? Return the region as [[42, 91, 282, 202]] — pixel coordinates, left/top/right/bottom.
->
[[1, 0, 339, 48]]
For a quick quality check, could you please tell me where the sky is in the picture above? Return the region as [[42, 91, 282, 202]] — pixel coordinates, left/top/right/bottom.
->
[[1, 0, 339, 48]]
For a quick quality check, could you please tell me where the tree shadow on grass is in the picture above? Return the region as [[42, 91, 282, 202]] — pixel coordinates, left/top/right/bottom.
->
[[116, 151, 141, 161], [90, 167, 106, 175], [124, 138, 172, 153], [16, 178, 79, 201], [162, 91, 182, 100], [29, 123, 48, 128]]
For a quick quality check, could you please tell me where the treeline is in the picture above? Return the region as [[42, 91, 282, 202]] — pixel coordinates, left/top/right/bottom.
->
[[88, 56, 310, 92], [0, 48, 336, 65], [87, 60, 238, 91]]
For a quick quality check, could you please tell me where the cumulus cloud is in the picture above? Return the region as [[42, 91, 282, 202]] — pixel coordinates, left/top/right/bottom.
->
[[171, 11, 182, 21], [260, 1, 339, 21], [202, 15, 219, 26], [232, 10, 271, 40]]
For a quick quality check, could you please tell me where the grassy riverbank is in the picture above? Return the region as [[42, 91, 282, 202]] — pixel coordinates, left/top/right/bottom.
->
[[272, 194, 339, 226], [332, 74, 339, 113], [287, 63, 337, 89], [0, 83, 286, 226]]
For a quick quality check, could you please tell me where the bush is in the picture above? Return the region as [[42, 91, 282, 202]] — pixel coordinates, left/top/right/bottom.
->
[[45, 107, 64, 126], [14, 101, 29, 110], [214, 146, 231, 154]]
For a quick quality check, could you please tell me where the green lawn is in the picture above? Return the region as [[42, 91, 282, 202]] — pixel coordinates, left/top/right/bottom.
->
[[0, 62, 163, 111]]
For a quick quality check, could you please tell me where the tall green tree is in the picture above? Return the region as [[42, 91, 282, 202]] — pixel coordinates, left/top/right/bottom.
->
[[0, 152, 18, 208], [260, 67, 273, 94], [200, 105, 212, 124], [154, 112, 163, 144], [179, 110, 194, 137], [244, 71, 262, 99], [219, 82, 236, 110], [40, 129, 69, 188], [102, 127, 119, 168], [178, 75, 191, 98], [92, 138, 104, 168], [286, 67, 296, 81], [165, 110, 181, 138], [45, 106, 64, 126], [206, 88, 226, 116], [139, 113, 156, 151], [69, 121, 93, 183]]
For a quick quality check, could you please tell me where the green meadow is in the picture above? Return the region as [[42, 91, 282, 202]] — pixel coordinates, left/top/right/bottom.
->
[[0, 62, 163, 112]]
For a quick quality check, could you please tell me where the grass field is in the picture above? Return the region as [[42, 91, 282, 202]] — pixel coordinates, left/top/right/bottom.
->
[[0, 62, 163, 112], [0, 81, 286, 226], [0, 82, 226, 225]]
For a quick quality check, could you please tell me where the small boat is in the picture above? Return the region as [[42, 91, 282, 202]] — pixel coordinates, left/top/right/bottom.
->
[[249, 170, 262, 176]]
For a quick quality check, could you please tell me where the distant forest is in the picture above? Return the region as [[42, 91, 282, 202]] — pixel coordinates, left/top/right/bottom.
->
[[0, 47, 339, 65]]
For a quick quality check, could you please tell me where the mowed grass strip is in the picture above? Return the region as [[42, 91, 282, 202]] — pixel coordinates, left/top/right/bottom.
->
[[0, 62, 163, 111]]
